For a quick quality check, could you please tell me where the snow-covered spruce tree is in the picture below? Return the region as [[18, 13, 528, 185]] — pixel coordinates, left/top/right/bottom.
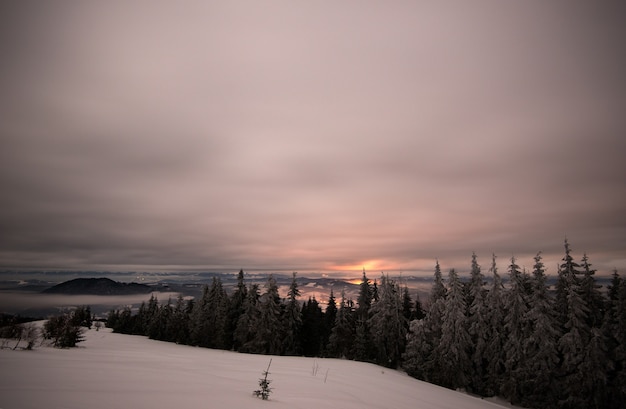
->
[[321, 289, 338, 356], [557, 257, 591, 408], [368, 274, 406, 368], [149, 297, 171, 341], [555, 239, 581, 329], [431, 259, 448, 303], [146, 296, 164, 340], [466, 253, 490, 395], [428, 260, 447, 335], [170, 294, 191, 344], [300, 296, 323, 357], [228, 269, 248, 350], [43, 313, 85, 348], [401, 285, 415, 322], [134, 294, 159, 336], [353, 269, 374, 362], [70, 305, 93, 329], [235, 283, 261, 353], [403, 260, 446, 382], [208, 276, 230, 349], [426, 260, 448, 383], [254, 275, 284, 355], [519, 252, 560, 408], [283, 272, 302, 356], [132, 301, 146, 335], [403, 317, 431, 380], [484, 254, 506, 396], [576, 254, 612, 409], [188, 277, 229, 349], [580, 254, 605, 329], [413, 290, 426, 320], [327, 289, 354, 359], [501, 256, 530, 405], [372, 279, 379, 303], [108, 306, 134, 334], [356, 269, 373, 321], [579, 325, 612, 409], [434, 268, 471, 390], [189, 284, 210, 346], [604, 269, 625, 408], [352, 317, 372, 362]]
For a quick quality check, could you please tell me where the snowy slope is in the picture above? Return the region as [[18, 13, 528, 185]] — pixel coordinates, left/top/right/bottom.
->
[[1, 327, 515, 409]]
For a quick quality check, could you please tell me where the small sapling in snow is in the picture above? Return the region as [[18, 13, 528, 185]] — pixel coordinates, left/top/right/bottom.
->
[[253, 359, 273, 400]]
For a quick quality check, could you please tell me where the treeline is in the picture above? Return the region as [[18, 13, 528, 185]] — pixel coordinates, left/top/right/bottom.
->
[[106, 240, 626, 409], [107, 270, 423, 364], [404, 241, 626, 409]]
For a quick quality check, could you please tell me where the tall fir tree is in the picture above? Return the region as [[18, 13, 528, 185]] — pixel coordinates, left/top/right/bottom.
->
[[579, 325, 612, 409], [425, 260, 448, 383], [300, 296, 323, 357], [403, 261, 445, 382], [403, 317, 430, 380], [557, 254, 591, 408], [356, 269, 373, 320], [426, 260, 447, 348], [146, 295, 164, 340], [467, 252, 490, 395], [353, 269, 374, 361], [577, 254, 612, 408], [434, 268, 471, 389], [430, 259, 447, 305], [322, 289, 338, 356], [283, 272, 302, 355], [228, 269, 248, 350], [235, 283, 261, 353], [157, 298, 174, 342], [138, 294, 160, 336], [170, 294, 191, 345], [205, 276, 229, 349], [189, 284, 211, 347], [372, 280, 379, 303], [580, 254, 605, 329], [413, 292, 426, 320], [484, 254, 506, 396], [401, 285, 415, 323], [608, 273, 626, 408], [368, 274, 406, 368], [519, 252, 560, 408], [253, 275, 284, 355], [327, 289, 354, 359], [501, 256, 530, 404], [555, 239, 582, 327]]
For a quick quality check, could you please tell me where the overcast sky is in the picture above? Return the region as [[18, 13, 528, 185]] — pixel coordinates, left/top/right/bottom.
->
[[1, 1, 625, 277]]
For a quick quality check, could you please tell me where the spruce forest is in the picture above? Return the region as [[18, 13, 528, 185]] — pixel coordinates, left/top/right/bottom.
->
[[107, 240, 626, 409]]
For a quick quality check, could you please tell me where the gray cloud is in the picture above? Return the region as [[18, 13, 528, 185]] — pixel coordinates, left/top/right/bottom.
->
[[1, 1, 625, 276]]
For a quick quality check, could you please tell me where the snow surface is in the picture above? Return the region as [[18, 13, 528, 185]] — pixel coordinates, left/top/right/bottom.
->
[[1, 326, 517, 409]]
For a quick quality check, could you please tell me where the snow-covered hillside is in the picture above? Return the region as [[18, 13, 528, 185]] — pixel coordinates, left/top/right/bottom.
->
[[1, 326, 516, 409]]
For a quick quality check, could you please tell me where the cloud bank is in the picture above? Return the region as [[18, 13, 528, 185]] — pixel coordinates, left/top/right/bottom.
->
[[1, 1, 625, 276]]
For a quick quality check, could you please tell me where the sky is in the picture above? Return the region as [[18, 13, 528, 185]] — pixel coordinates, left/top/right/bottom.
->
[[1, 1, 625, 277]]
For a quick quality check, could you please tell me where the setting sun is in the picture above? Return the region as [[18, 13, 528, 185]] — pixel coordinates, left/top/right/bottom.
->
[[327, 259, 393, 275]]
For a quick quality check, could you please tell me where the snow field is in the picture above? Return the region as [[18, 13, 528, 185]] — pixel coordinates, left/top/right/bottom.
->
[[1, 326, 515, 409]]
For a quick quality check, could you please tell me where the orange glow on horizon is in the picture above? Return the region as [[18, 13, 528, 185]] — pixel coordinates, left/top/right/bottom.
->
[[326, 259, 397, 275]]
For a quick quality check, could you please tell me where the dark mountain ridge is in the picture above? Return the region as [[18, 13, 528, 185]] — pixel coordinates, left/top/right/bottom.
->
[[42, 277, 152, 295]]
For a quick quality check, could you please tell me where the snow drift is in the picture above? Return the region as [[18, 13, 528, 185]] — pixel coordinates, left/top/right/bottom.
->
[[0, 326, 515, 409]]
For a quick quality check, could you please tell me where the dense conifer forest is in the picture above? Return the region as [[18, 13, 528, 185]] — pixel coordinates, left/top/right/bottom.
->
[[107, 240, 626, 409]]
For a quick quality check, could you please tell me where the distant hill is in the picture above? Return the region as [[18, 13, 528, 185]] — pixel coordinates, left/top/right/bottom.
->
[[42, 278, 152, 295]]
